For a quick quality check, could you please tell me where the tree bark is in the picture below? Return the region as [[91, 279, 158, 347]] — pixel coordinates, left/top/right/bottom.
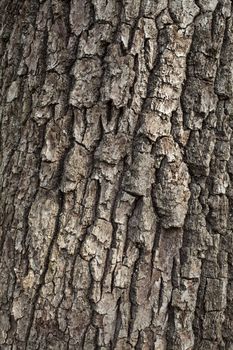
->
[[0, 0, 233, 349]]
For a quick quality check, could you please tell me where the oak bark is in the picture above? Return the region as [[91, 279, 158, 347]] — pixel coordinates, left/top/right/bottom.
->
[[1, 0, 233, 349]]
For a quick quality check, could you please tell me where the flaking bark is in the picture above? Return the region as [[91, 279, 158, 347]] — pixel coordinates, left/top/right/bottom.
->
[[0, 0, 233, 349]]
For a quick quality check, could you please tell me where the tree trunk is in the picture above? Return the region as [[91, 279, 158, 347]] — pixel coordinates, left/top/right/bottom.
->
[[1, 0, 233, 349]]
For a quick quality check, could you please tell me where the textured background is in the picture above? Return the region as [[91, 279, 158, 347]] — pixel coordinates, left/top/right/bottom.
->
[[0, 0, 233, 349]]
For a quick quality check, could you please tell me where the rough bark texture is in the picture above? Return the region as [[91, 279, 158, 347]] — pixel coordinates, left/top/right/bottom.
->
[[0, 0, 233, 349]]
